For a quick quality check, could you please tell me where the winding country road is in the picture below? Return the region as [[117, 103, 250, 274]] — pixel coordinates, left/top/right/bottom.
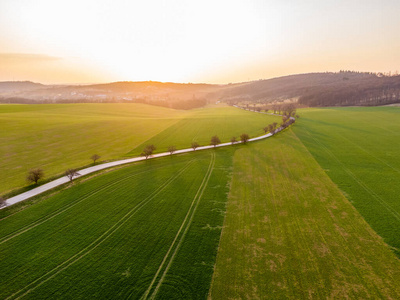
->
[[1, 108, 289, 209]]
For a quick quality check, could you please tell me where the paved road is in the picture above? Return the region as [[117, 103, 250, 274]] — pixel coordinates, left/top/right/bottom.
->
[[2, 108, 287, 209]]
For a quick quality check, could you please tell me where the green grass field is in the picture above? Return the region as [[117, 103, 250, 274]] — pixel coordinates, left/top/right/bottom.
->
[[2, 105, 400, 299], [293, 107, 400, 257], [0, 104, 279, 195], [0, 149, 234, 299], [127, 107, 278, 156], [209, 130, 400, 299]]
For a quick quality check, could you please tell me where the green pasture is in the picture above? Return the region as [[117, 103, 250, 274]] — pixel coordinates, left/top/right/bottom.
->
[[0, 149, 233, 299], [0, 104, 279, 195], [209, 130, 400, 299], [293, 107, 400, 257]]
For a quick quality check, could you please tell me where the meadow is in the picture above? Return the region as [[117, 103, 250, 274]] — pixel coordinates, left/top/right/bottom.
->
[[0, 103, 279, 195], [0, 149, 234, 299], [209, 130, 400, 299], [293, 107, 400, 257]]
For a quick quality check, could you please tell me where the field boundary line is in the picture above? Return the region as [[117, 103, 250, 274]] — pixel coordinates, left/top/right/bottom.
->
[[140, 153, 216, 300], [0, 165, 176, 245], [1, 108, 287, 209], [5, 161, 194, 300]]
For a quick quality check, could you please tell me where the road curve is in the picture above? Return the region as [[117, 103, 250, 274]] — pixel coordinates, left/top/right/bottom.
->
[[1, 108, 289, 209]]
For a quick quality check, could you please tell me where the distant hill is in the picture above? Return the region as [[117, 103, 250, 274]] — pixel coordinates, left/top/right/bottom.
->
[[1, 72, 400, 107], [220, 72, 381, 101], [0, 81, 44, 92], [297, 73, 400, 107]]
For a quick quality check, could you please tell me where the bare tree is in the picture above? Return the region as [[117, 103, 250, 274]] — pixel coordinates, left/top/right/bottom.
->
[[91, 154, 101, 164], [0, 197, 6, 208], [167, 145, 176, 155], [230, 136, 237, 144], [26, 168, 44, 185], [273, 122, 278, 129], [141, 144, 156, 159], [263, 126, 269, 133], [191, 141, 199, 150], [210, 135, 221, 147], [240, 133, 250, 144], [65, 169, 80, 182], [268, 124, 274, 132]]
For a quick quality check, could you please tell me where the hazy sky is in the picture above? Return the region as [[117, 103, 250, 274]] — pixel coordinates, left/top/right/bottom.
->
[[1, 0, 399, 84]]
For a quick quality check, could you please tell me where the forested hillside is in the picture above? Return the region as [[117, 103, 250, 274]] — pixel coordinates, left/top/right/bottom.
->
[[2, 71, 400, 108]]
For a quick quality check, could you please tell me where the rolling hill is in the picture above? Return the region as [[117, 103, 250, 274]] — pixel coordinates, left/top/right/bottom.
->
[[2, 71, 400, 107]]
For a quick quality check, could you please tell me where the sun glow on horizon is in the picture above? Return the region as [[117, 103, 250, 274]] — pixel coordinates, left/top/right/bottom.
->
[[1, 0, 400, 84]]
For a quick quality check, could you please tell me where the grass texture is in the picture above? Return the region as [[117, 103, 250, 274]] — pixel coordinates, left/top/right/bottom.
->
[[293, 107, 400, 257], [0, 149, 233, 299], [0, 104, 278, 195], [209, 130, 400, 299]]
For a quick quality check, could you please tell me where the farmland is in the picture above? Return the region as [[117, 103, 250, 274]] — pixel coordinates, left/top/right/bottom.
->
[[0, 149, 234, 299], [0, 103, 278, 195], [127, 107, 278, 155], [209, 130, 400, 299], [293, 107, 400, 257], [2, 105, 400, 299]]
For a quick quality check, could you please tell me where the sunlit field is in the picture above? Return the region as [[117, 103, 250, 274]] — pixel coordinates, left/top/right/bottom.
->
[[127, 106, 279, 156], [0, 103, 279, 195]]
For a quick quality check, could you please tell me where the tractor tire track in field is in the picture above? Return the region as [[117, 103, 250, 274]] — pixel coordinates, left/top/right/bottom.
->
[[140, 153, 216, 300], [339, 134, 400, 175], [0, 164, 175, 245], [302, 128, 400, 222], [5, 161, 194, 300]]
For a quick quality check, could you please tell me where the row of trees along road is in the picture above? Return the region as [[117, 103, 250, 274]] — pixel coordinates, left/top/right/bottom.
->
[[141, 133, 252, 160], [17, 105, 300, 194], [24, 154, 102, 186], [16, 117, 296, 195]]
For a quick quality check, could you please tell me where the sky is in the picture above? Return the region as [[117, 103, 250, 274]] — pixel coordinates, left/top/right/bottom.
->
[[0, 0, 399, 84]]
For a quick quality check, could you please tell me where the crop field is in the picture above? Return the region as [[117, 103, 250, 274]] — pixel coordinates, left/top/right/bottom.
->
[[0, 104, 279, 195], [127, 107, 278, 156], [209, 130, 400, 299], [3, 105, 400, 299], [0, 103, 184, 195], [0, 148, 234, 299], [293, 107, 400, 257]]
